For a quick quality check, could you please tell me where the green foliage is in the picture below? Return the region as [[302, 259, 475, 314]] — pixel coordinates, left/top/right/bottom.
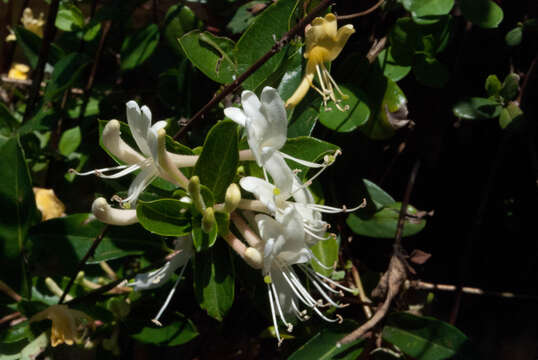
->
[[137, 199, 192, 236], [14, 27, 65, 68], [310, 235, 338, 276], [44, 53, 91, 102], [194, 120, 239, 201], [401, 0, 454, 25], [121, 24, 160, 71], [287, 320, 365, 359], [55, 3, 84, 32], [129, 313, 198, 346], [58, 126, 81, 156], [193, 240, 235, 321], [460, 0, 504, 28], [0, 137, 39, 295], [319, 84, 371, 132], [382, 312, 476, 359]]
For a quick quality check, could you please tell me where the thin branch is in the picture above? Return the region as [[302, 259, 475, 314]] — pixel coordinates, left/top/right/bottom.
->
[[59, 225, 109, 304], [23, 0, 60, 122], [366, 36, 387, 64], [0, 312, 22, 325], [0, 280, 22, 302], [336, 0, 385, 20], [409, 280, 538, 301], [394, 160, 421, 249], [351, 263, 373, 318], [172, 0, 332, 140]]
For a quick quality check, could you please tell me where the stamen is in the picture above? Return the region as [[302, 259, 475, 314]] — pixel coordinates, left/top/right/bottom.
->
[[267, 284, 281, 344], [271, 283, 293, 332], [152, 261, 188, 325]]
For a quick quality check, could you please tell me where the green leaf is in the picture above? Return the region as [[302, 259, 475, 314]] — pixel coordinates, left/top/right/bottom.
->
[[287, 320, 365, 360], [193, 240, 235, 321], [382, 312, 476, 360], [0, 332, 48, 360], [163, 4, 196, 57], [363, 179, 395, 209], [500, 73, 520, 101], [319, 84, 371, 132], [44, 53, 91, 102], [14, 27, 65, 68], [28, 214, 163, 274], [499, 103, 523, 129], [484, 74, 502, 97], [179, 30, 238, 84], [58, 126, 81, 156], [452, 97, 501, 120], [194, 120, 239, 202], [191, 215, 218, 252], [310, 236, 338, 276], [460, 0, 503, 29], [215, 211, 230, 237], [377, 48, 411, 82], [121, 24, 160, 71], [130, 313, 198, 346], [227, 1, 266, 34], [0, 322, 32, 344], [413, 54, 449, 88], [277, 45, 304, 101], [55, 3, 84, 32], [287, 93, 320, 137], [346, 202, 426, 239], [280, 137, 339, 181], [402, 0, 454, 25], [505, 26, 523, 47], [83, 20, 101, 42], [361, 78, 408, 140], [137, 199, 192, 237], [0, 103, 18, 134], [234, 0, 298, 90], [0, 137, 39, 296]]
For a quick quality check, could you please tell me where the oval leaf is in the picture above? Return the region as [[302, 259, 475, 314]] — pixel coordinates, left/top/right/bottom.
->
[[460, 0, 503, 29], [319, 84, 371, 132], [137, 199, 192, 237], [382, 312, 476, 360], [194, 120, 239, 202], [121, 24, 160, 71]]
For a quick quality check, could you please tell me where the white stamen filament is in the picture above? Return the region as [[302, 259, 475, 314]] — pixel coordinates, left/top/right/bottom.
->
[[152, 261, 188, 325], [267, 284, 282, 345], [271, 282, 293, 332]]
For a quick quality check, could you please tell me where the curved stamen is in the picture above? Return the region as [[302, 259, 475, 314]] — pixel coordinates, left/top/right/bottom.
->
[[267, 284, 281, 345], [152, 261, 189, 326], [271, 283, 293, 332]]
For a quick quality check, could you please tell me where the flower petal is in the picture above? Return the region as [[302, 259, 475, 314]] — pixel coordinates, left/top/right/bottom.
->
[[126, 101, 151, 157], [259, 87, 287, 151], [224, 107, 247, 127], [240, 176, 278, 212]]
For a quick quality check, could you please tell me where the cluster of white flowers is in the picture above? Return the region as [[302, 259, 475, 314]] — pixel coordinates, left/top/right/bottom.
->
[[225, 87, 363, 344], [75, 87, 362, 343]]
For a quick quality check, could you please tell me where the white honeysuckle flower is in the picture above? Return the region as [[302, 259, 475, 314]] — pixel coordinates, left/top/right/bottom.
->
[[255, 208, 350, 345], [73, 101, 188, 206], [240, 175, 364, 246], [224, 87, 327, 194], [130, 236, 194, 326]]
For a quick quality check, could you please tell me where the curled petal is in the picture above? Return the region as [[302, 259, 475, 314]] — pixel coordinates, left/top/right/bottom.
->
[[91, 197, 138, 225], [102, 120, 145, 165]]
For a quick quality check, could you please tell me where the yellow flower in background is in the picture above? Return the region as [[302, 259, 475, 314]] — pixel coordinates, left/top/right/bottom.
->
[[21, 8, 45, 37], [7, 63, 30, 80], [30, 305, 93, 347], [33, 187, 66, 221], [285, 13, 355, 111]]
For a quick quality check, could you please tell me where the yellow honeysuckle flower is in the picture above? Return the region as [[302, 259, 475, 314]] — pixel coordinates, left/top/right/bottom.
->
[[8, 63, 30, 80], [30, 305, 93, 347], [21, 8, 45, 37], [285, 13, 355, 111], [33, 187, 66, 221]]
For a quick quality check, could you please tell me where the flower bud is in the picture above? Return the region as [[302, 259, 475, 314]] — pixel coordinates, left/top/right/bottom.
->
[[244, 247, 263, 269], [202, 207, 215, 233], [188, 176, 205, 213], [224, 183, 241, 213]]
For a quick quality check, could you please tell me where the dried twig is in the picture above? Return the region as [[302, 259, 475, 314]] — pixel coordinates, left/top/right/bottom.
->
[[351, 263, 373, 318], [0, 280, 22, 302], [172, 0, 332, 140], [409, 280, 538, 301], [336, 0, 385, 20], [0, 312, 22, 325], [59, 225, 109, 304]]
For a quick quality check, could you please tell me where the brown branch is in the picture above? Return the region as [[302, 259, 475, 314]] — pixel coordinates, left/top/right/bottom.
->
[[366, 36, 387, 64], [0, 280, 22, 302], [59, 225, 109, 304], [0, 312, 22, 325], [394, 159, 421, 249], [336, 0, 385, 20], [351, 263, 373, 318], [172, 0, 332, 140], [409, 280, 538, 301], [23, 0, 60, 122]]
